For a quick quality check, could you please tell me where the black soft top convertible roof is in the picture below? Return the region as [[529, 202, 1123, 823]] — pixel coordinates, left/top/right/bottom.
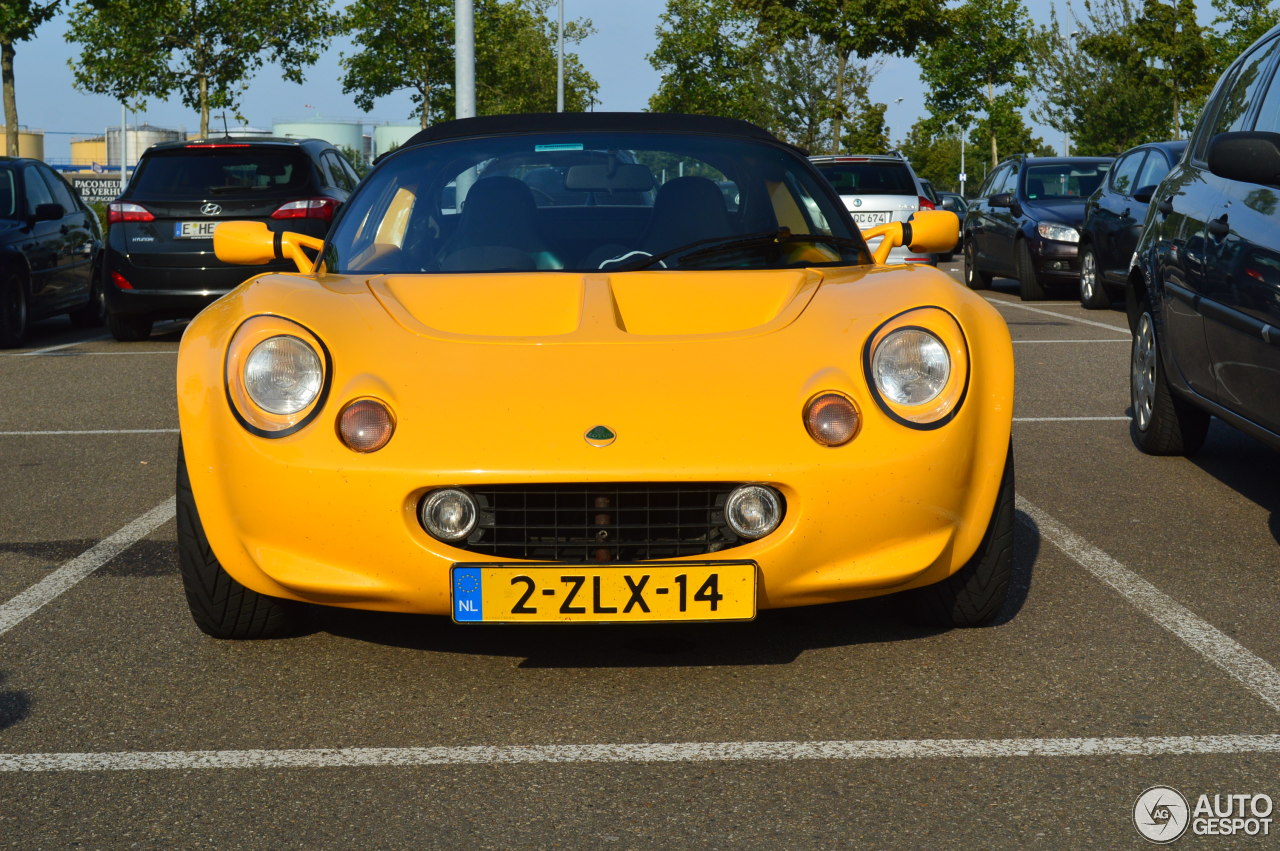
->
[[403, 112, 786, 148]]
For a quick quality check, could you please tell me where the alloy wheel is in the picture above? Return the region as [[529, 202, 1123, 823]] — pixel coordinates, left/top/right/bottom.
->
[[1131, 312, 1158, 431]]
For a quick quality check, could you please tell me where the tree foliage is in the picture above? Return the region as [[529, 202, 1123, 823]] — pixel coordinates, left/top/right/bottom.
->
[[0, 1, 59, 156], [917, 0, 1035, 167], [66, 0, 340, 137], [341, 0, 597, 128], [648, 0, 885, 153]]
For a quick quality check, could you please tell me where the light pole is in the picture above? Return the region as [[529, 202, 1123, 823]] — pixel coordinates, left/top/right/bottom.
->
[[556, 0, 565, 112], [959, 124, 968, 197], [1065, 30, 1079, 156], [455, 0, 476, 119]]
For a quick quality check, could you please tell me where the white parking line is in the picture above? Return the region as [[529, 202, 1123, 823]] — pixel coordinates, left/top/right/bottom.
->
[[1014, 339, 1131, 344], [1019, 496, 1280, 713], [0, 336, 111, 357], [1014, 417, 1130, 423], [0, 498, 176, 638], [987, 299, 1130, 333], [4, 734, 1280, 773], [0, 429, 179, 436], [1, 350, 181, 357]]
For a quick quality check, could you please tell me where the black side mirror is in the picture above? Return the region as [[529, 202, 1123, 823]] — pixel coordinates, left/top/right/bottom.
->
[[1207, 131, 1280, 186], [989, 192, 1014, 208], [33, 202, 64, 222], [1132, 185, 1159, 204]]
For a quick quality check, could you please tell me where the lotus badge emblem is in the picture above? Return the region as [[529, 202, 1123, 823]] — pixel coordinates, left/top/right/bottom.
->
[[584, 425, 616, 447]]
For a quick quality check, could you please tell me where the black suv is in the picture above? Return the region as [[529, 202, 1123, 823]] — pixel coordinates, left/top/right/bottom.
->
[[963, 155, 1112, 300], [1078, 140, 1186, 309], [1129, 24, 1280, 457], [103, 137, 360, 341]]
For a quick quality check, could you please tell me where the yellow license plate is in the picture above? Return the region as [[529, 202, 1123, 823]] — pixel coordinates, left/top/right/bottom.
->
[[451, 561, 756, 624]]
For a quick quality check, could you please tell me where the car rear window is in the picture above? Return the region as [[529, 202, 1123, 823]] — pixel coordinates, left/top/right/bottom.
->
[[815, 162, 916, 196], [129, 147, 311, 199], [1023, 163, 1110, 200]]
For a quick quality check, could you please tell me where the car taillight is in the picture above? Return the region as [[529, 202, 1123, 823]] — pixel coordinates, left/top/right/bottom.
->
[[271, 198, 340, 222], [107, 202, 154, 223], [111, 271, 133, 290], [918, 196, 936, 211]]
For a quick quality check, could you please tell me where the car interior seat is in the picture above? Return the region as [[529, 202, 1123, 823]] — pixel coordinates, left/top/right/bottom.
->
[[437, 176, 562, 271], [640, 176, 735, 255]]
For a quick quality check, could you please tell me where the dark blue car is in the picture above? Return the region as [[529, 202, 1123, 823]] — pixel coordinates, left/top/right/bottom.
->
[[1078, 140, 1186, 309]]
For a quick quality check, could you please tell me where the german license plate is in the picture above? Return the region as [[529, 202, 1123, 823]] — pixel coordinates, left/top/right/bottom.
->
[[174, 221, 217, 239], [451, 561, 756, 624], [852, 211, 890, 227]]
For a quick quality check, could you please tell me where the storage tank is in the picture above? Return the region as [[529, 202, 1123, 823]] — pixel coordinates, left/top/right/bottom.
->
[[70, 136, 108, 167], [0, 126, 45, 160], [272, 119, 364, 154], [372, 123, 419, 159], [107, 124, 182, 167]]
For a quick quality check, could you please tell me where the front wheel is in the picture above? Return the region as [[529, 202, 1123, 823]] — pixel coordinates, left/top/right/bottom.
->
[[964, 242, 992, 290], [108, 311, 153, 342], [177, 445, 306, 639], [1079, 246, 1109, 309], [70, 266, 107, 328], [1130, 308, 1209, 455], [1016, 240, 1047, 301], [0, 268, 28, 348], [901, 444, 1015, 628]]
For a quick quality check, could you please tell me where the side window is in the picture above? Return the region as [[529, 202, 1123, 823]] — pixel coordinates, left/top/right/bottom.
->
[[1109, 151, 1146, 196], [1253, 58, 1280, 133], [1195, 37, 1277, 159], [39, 166, 78, 214], [998, 165, 1019, 195], [326, 152, 357, 192], [22, 164, 53, 215], [984, 165, 1010, 197], [1134, 150, 1174, 193]]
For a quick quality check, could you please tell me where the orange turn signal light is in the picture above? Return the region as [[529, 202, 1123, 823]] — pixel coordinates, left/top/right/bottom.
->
[[337, 398, 396, 453], [804, 392, 860, 446]]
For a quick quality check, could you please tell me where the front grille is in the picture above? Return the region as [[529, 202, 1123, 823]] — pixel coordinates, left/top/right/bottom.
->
[[456, 483, 766, 562]]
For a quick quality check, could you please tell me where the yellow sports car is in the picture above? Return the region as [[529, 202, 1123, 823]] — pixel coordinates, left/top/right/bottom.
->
[[175, 113, 1014, 639]]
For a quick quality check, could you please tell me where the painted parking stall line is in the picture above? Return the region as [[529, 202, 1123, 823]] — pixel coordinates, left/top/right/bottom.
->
[[0, 497, 176, 638], [1019, 496, 1280, 713], [4, 734, 1280, 773], [986, 298, 1130, 333], [0, 429, 179, 436]]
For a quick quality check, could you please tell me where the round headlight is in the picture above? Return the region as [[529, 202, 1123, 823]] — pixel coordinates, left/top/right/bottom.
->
[[244, 335, 323, 415], [724, 485, 783, 540], [872, 328, 950, 406], [804, 392, 860, 446], [338, 398, 395, 453], [420, 488, 478, 543]]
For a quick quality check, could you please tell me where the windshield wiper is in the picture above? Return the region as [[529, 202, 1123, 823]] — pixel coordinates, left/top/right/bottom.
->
[[615, 228, 862, 271]]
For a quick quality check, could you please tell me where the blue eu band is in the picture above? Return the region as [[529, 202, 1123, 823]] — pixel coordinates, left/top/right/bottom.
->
[[453, 567, 483, 622]]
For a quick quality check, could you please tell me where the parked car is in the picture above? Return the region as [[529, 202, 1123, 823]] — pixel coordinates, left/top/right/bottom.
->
[[174, 112, 1012, 639], [937, 191, 968, 258], [1128, 24, 1280, 457], [1078, 140, 1186, 309], [963, 155, 1113, 300], [103, 137, 360, 342], [810, 153, 943, 265], [0, 157, 104, 347]]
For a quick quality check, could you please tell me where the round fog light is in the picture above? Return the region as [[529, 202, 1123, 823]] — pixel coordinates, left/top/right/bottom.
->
[[805, 392, 860, 446], [420, 488, 478, 543], [338, 398, 395, 453], [725, 485, 783, 540]]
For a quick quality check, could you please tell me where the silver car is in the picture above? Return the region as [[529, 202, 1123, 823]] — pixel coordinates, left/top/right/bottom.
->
[[810, 154, 939, 266]]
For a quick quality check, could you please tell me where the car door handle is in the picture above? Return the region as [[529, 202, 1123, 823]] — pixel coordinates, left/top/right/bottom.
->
[[1208, 215, 1229, 239], [1158, 198, 1173, 216]]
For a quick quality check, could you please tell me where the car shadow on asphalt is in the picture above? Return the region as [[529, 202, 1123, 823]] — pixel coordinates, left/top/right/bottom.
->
[[1184, 420, 1280, 546], [0, 671, 32, 732], [306, 520, 1039, 667]]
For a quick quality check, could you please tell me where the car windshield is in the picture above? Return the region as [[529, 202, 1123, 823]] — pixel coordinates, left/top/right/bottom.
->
[[813, 162, 916, 196], [0, 168, 15, 219], [325, 132, 867, 274], [1022, 163, 1110, 200], [129, 147, 311, 199]]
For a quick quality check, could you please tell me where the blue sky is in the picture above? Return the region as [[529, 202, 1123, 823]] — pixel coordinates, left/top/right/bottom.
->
[[19, 0, 1073, 162]]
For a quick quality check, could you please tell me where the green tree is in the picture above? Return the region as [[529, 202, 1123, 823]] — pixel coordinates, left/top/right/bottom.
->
[[1209, 0, 1280, 67], [732, 0, 946, 151], [67, 0, 340, 137], [342, 0, 597, 128], [0, 1, 59, 156], [917, 0, 1034, 167]]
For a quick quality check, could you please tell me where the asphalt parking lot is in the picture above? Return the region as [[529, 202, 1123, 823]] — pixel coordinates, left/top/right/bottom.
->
[[3, 265, 1279, 848]]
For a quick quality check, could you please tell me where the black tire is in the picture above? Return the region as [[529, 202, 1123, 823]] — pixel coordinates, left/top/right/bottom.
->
[[108, 311, 153, 342], [69, 265, 107, 328], [902, 444, 1015, 628], [177, 445, 305, 639], [1130, 307, 1210, 455], [963, 241, 992, 290], [0, 268, 28, 348], [1079, 245, 1110, 309], [1016, 240, 1047, 301]]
